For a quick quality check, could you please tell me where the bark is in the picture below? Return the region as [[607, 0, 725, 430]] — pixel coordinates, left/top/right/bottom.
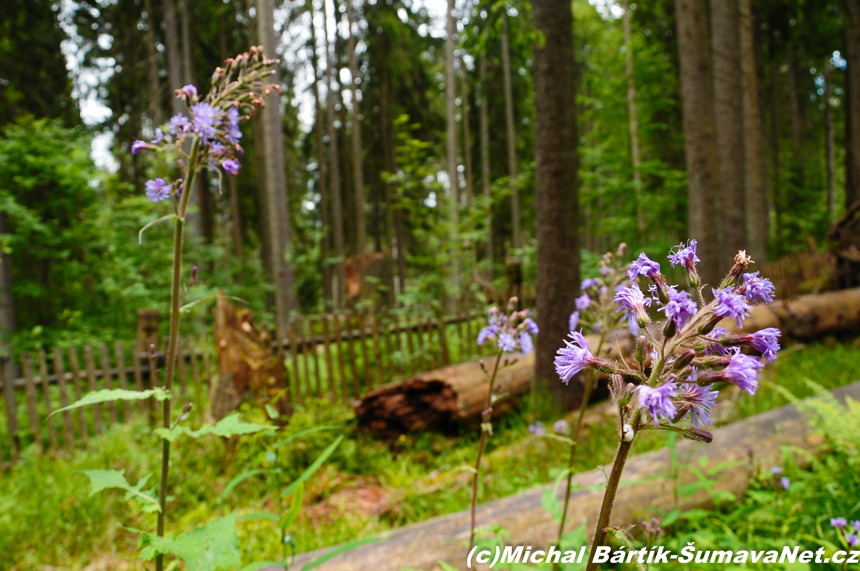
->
[[257, 0, 298, 333], [623, 0, 644, 241], [179, 0, 193, 84], [308, 0, 333, 305], [675, 0, 722, 288], [460, 55, 474, 208], [143, 0, 164, 128], [825, 58, 836, 217], [711, 0, 746, 269], [501, 15, 520, 250], [445, 0, 461, 297], [732, 287, 860, 340], [380, 65, 405, 295], [827, 202, 860, 289], [787, 44, 802, 149], [346, 0, 366, 254], [739, 0, 767, 262], [846, 0, 860, 208], [323, 0, 347, 306], [162, 0, 183, 115], [0, 212, 15, 349], [479, 52, 493, 276], [770, 58, 782, 238], [533, 0, 581, 407]]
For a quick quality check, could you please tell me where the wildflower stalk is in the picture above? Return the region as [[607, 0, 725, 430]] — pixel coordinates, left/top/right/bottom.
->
[[556, 328, 607, 545], [155, 135, 200, 571], [469, 349, 505, 551]]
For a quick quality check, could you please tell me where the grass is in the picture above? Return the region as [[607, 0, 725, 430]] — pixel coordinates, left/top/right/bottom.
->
[[1, 338, 859, 569]]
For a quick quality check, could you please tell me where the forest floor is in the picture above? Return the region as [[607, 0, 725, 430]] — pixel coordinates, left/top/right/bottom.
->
[[2, 338, 860, 570]]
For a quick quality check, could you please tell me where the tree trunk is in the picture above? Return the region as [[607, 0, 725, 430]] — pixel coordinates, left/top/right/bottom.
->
[[501, 15, 520, 250], [479, 51, 493, 277], [787, 44, 802, 150], [675, 0, 721, 288], [162, 0, 183, 115], [623, 0, 644, 241], [228, 175, 243, 262], [846, 0, 860, 208], [532, 0, 581, 407], [739, 0, 767, 262], [711, 0, 746, 269], [257, 0, 297, 333], [0, 212, 15, 350], [308, 0, 333, 306], [460, 55, 474, 208], [180, 0, 193, 84], [346, 0, 366, 255], [445, 0, 461, 298], [825, 57, 836, 217], [770, 57, 782, 240], [143, 0, 164, 128], [323, 0, 346, 307]]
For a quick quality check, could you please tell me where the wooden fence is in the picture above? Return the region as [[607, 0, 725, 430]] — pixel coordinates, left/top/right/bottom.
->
[[758, 250, 833, 299]]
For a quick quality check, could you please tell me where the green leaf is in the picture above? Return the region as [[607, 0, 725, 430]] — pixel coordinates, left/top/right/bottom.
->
[[541, 484, 563, 524], [50, 388, 170, 417], [265, 403, 279, 420], [138, 514, 240, 571], [300, 536, 382, 571], [154, 413, 277, 442], [281, 435, 345, 498], [216, 469, 282, 503], [78, 469, 160, 511], [272, 424, 343, 448], [139, 214, 181, 244], [279, 480, 304, 530]]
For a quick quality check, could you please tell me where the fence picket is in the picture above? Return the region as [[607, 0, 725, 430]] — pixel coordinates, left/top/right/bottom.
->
[[22, 354, 41, 453], [2, 358, 20, 458], [83, 347, 105, 434], [358, 311, 372, 392], [370, 312, 384, 388], [333, 314, 348, 401], [38, 351, 58, 452], [52, 347, 75, 450], [113, 342, 131, 420], [404, 314, 416, 377], [345, 313, 360, 398], [307, 318, 322, 398], [321, 315, 335, 403], [98, 345, 118, 425], [67, 348, 89, 446]]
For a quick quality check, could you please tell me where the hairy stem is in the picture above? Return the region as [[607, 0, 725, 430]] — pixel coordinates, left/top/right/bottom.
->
[[585, 436, 633, 571], [469, 350, 505, 551], [156, 136, 200, 571]]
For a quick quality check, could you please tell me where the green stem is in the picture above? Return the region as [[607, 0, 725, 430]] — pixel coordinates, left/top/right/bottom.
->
[[469, 350, 505, 552], [156, 136, 200, 571]]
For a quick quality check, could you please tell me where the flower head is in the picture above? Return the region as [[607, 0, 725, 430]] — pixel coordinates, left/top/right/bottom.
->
[[849, 533, 859, 547], [676, 381, 718, 427], [554, 419, 570, 435], [568, 311, 580, 332], [151, 128, 165, 144], [832, 518, 848, 529], [635, 381, 678, 426], [519, 332, 534, 354], [523, 318, 539, 335], [722, 352, 764, 395], [581, 278, 600, 290], [528, 421, 545, 436], [770, 466, 782, 475], [498, 332, 517, 353], [575, 293, 591, 311], [145, 178, 172, 202], [169, 113, 191, 135], [555, 331, 594, 384], [614, 284, 652, 326], [750, 328, 781, 363], [179, 84, 198, 98], [222, 158, 241, 175], [660, 287, 698, 329], [669, 240, 700, 271], [712, 287, 751, 327], [628, 252, 661, 281], [225, 107, 243, 144], [477, 325, 498, 346], [131, 140, 146, 155], [742, 272, 775, 305], [191, 102, 224, 139]]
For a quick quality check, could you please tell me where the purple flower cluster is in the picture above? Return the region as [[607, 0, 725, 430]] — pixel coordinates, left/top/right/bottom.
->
[[832, 517, 860, 547], [614, 284, 652, 327], [476, 305, 537, 355], [634, 381, 678, 426], [660, 287, 697, 329], [555, 331, 596, 384]]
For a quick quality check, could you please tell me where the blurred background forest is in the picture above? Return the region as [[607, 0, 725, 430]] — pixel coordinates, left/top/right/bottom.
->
[[0, 0, 856, 355]]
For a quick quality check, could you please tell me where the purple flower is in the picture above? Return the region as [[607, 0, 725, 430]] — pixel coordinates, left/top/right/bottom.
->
[[722, 352, 764, 396], [750, 328, 781, 363], [568, 311, 580, 332], [131, 140, 146, 155], [743, 272, 775, 305], [628, 252, 661, 280], [581, 278, 599, 290], [222, 158, 241, 175], [477, 325, 497, 346], [599, 266, 611, 276], [209, 141, 227, 157], [676, 382, 718, 427], [832, 517, 848, 529], [180, 84, 198, 98], [635, 381, 678, 426], [528, 421, 546, 436], [519, 332, 534, 354], [575, 293, 591, 311], [660, 287, 698, 329], [669, 240, 699, 271], [853, 521, 860, 532], [555, 331, 594, 384], [169, 113, 191, 135], [554, 419, 570, 435], [191, 102, 223, 139], [849, 534, 859, 547], [628, 315, 638, 336], [770, 466, 782, 475], [151, 128, 165, 144], [780, 476, 790, 490], [705, 326, 729, 356], [614, 284, 652, 326], [498, 332, 517, 352], [225, 107, 243, 144], [712, 287, 751, 328], [145, 178, 172, 202], [523, 318, 539, 335]]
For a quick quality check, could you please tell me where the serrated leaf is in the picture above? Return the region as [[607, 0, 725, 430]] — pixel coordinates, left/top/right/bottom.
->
[[281, 436, 344, 498], [138, 514, 240, 571], [216, 468, 282, 503], [50, 388, 170, 417], [300, 536, 382, 571], [78, 469, 160, 511], [154, 413, 276, 442]]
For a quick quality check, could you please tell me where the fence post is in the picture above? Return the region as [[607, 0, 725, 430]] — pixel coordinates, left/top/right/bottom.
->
[[98, 345, 118, 425], [113, 341, 131, 420], [321, 315, 335, 403], [22, 353, 42, 453], [83, 346, 105, 434], [2, 356, 20, 459], [67, 348, 89, 446], [38, 351, 58, 451], [52, 347, 74, 450]]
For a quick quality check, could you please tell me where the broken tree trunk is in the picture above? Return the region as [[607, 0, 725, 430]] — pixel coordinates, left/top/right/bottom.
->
[[210, 291, 291, 421], [827, 200, 860, 290], [733, 286, 860, 338], [355, 330, 636, 434]]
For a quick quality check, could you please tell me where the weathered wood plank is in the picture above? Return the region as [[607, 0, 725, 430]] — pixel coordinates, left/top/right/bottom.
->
[[2, 358, 20, 458], [67, 348, 89, 446], [98, 345, 118, 425], [321, 315, 336, 403], [38, 351, 58, 452], [22, 354, 42, 453], [83, 346, 105, 434], [52, 347, 74, 449], [114, 342, 131, 420], [333, 314, 349, 401]]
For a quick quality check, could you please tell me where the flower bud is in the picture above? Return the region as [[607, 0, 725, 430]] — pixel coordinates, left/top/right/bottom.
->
[[622, 423, 635, 442], [190, 265, 198, 286], [663, 317, 676, 339], [721, 250, 753, 289], [672, 350, 695, 371], [698, 314, 721, 336], [682, 427, 713, 444], [149, 343, 157, 360], [635, 336, 647, 364]]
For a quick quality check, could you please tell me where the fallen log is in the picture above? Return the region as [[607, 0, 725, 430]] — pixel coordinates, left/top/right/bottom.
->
[[290, 380, 860, 571], [735, 286, 860, 338], [354, 330, 636, 434]]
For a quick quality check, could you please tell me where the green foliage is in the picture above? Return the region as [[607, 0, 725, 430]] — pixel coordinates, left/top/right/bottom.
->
[[79, 469, 161, 512], [137, 514, 242, 571], [154, 413, 277, 443], [50, 388, 171, 417]]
